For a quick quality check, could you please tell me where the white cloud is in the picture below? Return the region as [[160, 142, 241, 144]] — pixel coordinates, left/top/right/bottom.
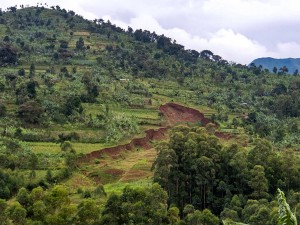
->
[[202, 0, 300, 25], [276, 42, 300, 58], [195, 29, 274, 64]]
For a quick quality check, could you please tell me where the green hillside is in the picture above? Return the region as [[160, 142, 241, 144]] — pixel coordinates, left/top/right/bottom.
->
[[0, 5, 300, 225]]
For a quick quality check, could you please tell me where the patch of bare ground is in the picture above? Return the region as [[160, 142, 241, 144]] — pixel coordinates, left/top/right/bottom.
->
[[104, 168, 125, 176], [78, 103, 233, 164], [120, 169, 149, 182]]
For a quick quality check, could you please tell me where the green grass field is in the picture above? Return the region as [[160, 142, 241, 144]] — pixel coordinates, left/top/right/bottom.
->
[[29, 142, 111, 154], [104, 178, 153, 195]]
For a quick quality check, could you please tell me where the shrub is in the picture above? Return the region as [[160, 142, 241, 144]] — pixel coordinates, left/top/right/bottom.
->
[[17, 101, 44, 124]]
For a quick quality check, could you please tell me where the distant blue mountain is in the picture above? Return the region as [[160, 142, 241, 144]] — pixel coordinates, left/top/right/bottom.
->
[[250, 57, 300, 74]]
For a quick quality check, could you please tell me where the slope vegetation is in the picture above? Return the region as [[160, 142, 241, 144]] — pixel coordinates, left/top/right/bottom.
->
[[79, 102, 222, 163]]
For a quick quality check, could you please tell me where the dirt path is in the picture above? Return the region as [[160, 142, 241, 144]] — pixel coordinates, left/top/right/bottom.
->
[[78, 103, 230, 163]]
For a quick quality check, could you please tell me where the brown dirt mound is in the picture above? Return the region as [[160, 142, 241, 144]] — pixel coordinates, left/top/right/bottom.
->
[[159, 103, 211, 126], [79, 126, 169, 163], [78, 103, 232, 163]]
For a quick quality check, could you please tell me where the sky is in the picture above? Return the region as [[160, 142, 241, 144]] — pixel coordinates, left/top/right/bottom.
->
[[2, 0, 300, 64]]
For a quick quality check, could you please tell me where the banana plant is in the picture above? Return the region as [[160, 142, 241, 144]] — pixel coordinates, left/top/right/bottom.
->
[[277, 188, 297, 225]]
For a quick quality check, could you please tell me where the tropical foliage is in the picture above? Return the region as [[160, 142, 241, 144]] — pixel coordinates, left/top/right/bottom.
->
[[0, 4, 299, 225]]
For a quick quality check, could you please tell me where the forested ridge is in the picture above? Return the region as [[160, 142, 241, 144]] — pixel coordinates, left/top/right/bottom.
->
[[0, 4, 299, 225]]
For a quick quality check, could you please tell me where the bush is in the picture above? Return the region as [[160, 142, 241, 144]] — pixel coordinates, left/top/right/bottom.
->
[[17, 101, 44, 124], [77, 187, 83, 194], [18, 68, 25, 76], [58, 132, 80, 143], [83, 190, 91, 198], [60, 141, 75, 153], [0, 43, 18, 66], [55, 167, 72, 181], [93, 185, 106, 197]]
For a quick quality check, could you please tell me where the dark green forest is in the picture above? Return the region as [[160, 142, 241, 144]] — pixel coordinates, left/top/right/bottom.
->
[[0, 4, 299, 225]]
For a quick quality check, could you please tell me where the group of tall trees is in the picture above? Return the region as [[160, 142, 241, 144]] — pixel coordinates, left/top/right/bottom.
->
[[152, 125, 300, 223], [0, 185, 102, 225], [0, 183, 223, 225]]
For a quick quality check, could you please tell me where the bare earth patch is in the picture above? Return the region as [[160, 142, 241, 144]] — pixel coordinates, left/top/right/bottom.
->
[[104, 169, 125, 176], [121, 169, 148, 182], [78, 103, 232, 163]]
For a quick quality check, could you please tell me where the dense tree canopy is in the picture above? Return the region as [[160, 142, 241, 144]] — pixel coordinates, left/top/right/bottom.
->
[[0, 43, 18, 66], [153, 125, 300, 221]]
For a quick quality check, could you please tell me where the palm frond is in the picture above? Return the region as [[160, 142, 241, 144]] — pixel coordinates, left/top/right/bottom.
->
[[277, 188, 297, 225]]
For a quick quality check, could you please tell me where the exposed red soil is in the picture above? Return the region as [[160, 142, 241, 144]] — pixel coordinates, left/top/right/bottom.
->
[[215, 131, 232, 140], [143, 150, 158, 164], [159, 103, 211, 126], [79, 127, 168, 163], [104, 168, 125, 176], [78, 103, 232, 163], [120, 169, 148, 182], [71, 176, 94, 189]]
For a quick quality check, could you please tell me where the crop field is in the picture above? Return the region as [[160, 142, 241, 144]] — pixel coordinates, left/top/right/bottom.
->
[[29, 142, 112, 154]]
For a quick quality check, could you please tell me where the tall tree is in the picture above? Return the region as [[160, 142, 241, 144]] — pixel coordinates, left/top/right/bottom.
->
[[100, 184, 168, 225], [76, 199, 100, 225], [17, 101, 44, 124], [248, 165, 269, 199], [153, 126, 222, 212], [76, 37, 85, 50], [0, 199, 8, 224], [6, 202, 27, 225]]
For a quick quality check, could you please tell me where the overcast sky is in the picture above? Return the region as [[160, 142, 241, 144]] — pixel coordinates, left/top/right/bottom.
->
[[2, 0, 300, 64]]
